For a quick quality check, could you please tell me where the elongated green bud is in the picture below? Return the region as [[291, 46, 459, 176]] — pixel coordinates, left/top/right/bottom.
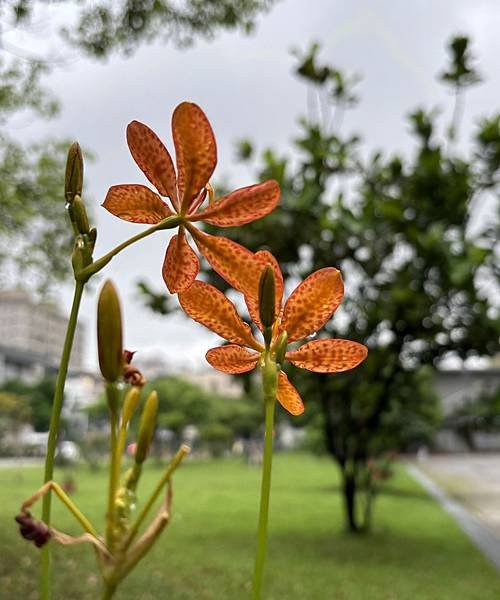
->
[[274, 331, 288, 366], [65, 142, 83, 203], [258, 264, 276, 329], [72, 195, 90, 234], [97, 280, 123, 383], [122, 387, 141, 428], [135, 391, 158, 465]]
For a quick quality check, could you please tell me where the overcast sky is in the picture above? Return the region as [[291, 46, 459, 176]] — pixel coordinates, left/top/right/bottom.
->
[[5, 0, 500, 373]]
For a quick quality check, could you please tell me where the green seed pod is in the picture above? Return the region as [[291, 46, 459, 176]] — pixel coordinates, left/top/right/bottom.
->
[[121, 387, 141, 428], [72, 195, 90, 234], [65, 142, 83, 203], [135, 391, 158, 465], [274, 331, 288, 366], [97, 280, 123, 383], [258, 264, 276, 329]]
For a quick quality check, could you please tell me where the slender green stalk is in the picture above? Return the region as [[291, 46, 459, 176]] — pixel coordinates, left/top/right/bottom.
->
[[28, 481, 100, 539], [40, 280, 85, 600], [122, 445, 189, 552], [252, 360, 277, 600], [106, 384, 121, 551], [101, 582, 117, 600], [77, 216, 181, 281]]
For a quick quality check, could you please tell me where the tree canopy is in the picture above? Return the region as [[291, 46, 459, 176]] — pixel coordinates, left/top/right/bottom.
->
[[4, 0, 278, 58]]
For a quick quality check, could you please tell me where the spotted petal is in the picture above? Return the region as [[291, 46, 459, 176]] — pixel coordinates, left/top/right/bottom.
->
[[281, 268, 344, 342], [189, 228, 262, 296], [276, 371, 304, 416], [286, 339, 368, 373], [206, 345, 259, 374], [178, 281, 261, 350], [162, 228, 200, 294], [127, 121, 178, 207], [194, 180, 280, 227], [245, 250, 284, 330], [102, 184, 173, 224], [172, 102, 217, 212]]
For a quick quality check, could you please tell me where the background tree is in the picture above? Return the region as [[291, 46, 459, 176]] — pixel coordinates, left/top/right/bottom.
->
[[3, 0, 278, 58], [0, 391, 31, 455], [0, 377, 56, 431], [141, 37, 500, 531], [87, 375, 262, 456], [0, 56, 73, 293]]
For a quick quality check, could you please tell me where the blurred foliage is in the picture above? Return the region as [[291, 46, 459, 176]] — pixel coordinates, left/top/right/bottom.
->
[[139, 36, 500, 531], [87, 375, 262, 456], [0, 391, 31, 427], [0, 54, 73, 293], [5, 0, 278, 58], [0, 377, 56, 431]]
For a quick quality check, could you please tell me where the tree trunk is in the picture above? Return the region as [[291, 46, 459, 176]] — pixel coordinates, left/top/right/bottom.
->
[[342, 468, 359, 532]]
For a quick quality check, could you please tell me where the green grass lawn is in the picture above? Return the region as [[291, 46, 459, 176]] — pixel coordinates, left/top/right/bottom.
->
[[1, 453, 498, 599]]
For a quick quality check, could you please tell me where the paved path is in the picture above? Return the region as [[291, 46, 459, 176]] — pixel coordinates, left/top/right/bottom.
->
[[0, 458, 43, 469], [408, 453, 500, 571]]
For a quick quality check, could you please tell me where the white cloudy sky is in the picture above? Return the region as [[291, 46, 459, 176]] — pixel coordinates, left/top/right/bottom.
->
[[5, 0, 500, 372]]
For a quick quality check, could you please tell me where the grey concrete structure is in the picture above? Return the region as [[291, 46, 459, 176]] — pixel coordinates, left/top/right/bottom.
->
[[0, 289, 85, 383]]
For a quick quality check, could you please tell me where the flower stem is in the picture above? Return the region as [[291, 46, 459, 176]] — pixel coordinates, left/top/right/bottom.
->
[[101, 582, 117, 600], [40, 280, 85, 600], [122, 445, 190, 552], [252, 359, 277, 600], [106, 383, 121, 552], [77, 216, 181, 281]]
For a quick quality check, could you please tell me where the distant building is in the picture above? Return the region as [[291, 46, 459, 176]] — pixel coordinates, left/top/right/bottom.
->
[[0, 288, 85, 384], [434, 368, 500, 452]]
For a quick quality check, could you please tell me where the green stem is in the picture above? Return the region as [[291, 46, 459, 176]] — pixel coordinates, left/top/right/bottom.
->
[[252, 361, 277, 600], [40, 280, 85, 600], [101, 583, 117, 600], [106, 384, 121, 551], [122, 445, 189, 552], [77, 216, 181, 281]]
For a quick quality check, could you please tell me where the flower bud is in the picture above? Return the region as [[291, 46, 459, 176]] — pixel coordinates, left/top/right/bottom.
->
[[97, 280, 123, 383], [65, 142, 83, 203], [274, 331, 288, 365], [258, 264, 276, 329], [72, 195, 90, 234], [121, 387, 141, 428], [135, 391, 158, 465], [87, 227, 97, 251]]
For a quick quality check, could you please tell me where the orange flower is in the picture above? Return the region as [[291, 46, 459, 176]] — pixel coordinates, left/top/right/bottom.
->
[[178, 253, 368, 416], [102, 102, 280, 293]]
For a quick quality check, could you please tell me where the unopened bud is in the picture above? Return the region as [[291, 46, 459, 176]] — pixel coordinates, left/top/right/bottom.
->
[[135, 391, 158, 465], [88, 227, 97, 250], [121, 387, 141, 428], [72, 195, 90, 234], [65, 142, 83, 203], [97, 280, 123, 383], [258, 264, 276, 329], [274, 331, 288, 365]]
